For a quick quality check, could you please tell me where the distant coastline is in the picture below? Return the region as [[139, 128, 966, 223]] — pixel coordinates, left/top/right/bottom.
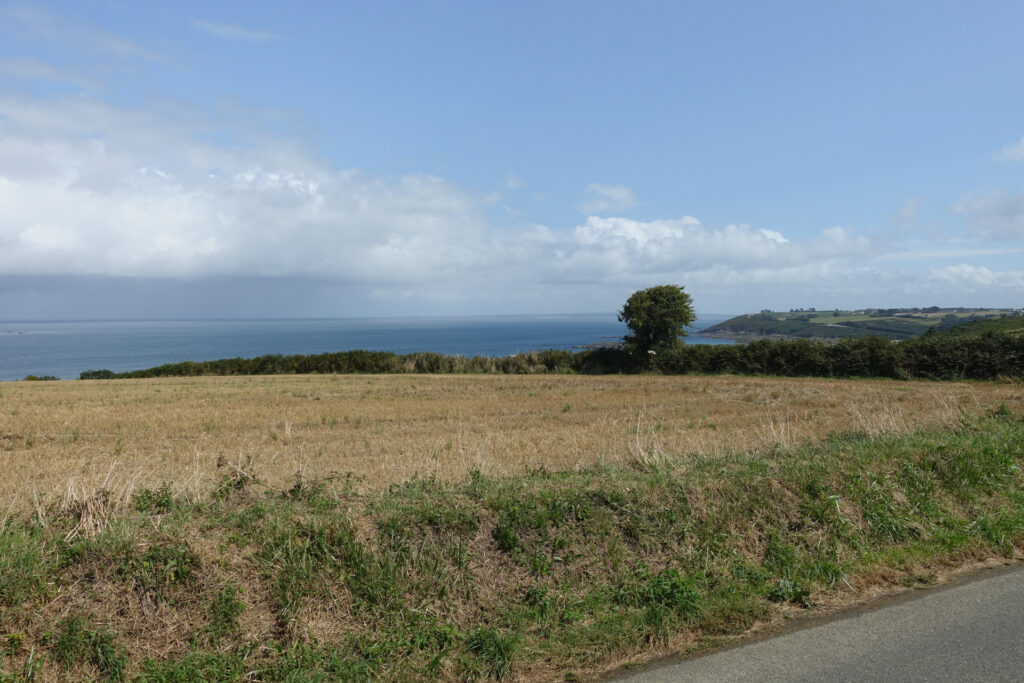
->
[[703, 307, 1024, 342]]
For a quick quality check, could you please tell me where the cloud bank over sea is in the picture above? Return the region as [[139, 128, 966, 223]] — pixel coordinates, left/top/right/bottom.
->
[[1, 4, 1023, 318]]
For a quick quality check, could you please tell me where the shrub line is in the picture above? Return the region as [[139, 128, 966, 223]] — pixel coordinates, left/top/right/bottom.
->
[[78, 333, 1024, 382]]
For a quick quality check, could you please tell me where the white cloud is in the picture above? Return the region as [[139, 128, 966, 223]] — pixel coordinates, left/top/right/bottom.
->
[[0, 95, 886, 303], [190, 19, 283, 43], [996, 136, 1024, 162], [876, 245, 1024, 261], [814, 225, 872, 255], [0, 57, 98, 90], [681, 262, 875, 288], [577, 183, 637, 214], [505, 172, 524, 190], [928, 264, 1024, 290], [0, 4, 157, 60], [521, 216, 870, 286], [0, 95, 490, 281], [758, 228, 789, 244], [954, 188, 1024, 240], [896, 196, 920, 223], [2, 90, 1018, 313]]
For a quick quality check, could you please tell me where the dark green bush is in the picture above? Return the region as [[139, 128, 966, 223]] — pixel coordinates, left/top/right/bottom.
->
[[80, 369, 116, 380]]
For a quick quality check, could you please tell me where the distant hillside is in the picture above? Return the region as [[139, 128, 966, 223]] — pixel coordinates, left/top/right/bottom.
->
[[703, 308, 1023, 341], [938, 315, 1024, 339]]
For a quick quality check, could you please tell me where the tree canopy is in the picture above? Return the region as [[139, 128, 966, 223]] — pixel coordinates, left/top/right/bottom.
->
[[618, 285, 696, 356]]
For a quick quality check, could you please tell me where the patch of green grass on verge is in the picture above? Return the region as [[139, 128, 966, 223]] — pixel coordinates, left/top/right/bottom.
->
[[51, 614, 128, 681], [0, 523, 54, 608], [136, 650, 248, 681], [465, 628, 518, 680]]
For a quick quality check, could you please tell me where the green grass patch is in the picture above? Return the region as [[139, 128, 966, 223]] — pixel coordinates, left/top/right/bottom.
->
[[0, 524, 54, 607], [51, 614, 128, 681]]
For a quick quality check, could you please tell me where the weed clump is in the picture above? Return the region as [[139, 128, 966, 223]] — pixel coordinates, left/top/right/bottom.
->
[[197, 585, 245, 646], [132, 484, 177, 514], [0, 525, 53, 607], [466, 628, 517, 680], [766, 578, 812, 606], [492, 522, 520, 554], [614, 565, 703, 618], [128, 542, 199, 593], [52, 615, 127, 681]]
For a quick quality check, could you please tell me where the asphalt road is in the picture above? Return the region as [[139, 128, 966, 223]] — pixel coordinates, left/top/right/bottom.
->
[[618, 564, 1024, 682]]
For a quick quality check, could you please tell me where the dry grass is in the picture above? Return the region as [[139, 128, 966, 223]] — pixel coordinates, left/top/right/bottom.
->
[[1, 374, 1022, 509]]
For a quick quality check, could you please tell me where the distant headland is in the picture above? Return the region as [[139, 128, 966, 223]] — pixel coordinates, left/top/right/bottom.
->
[[701, 307, 1024, 342]]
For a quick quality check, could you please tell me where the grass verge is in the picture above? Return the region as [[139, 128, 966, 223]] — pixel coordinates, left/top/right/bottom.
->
[[2, 408, 1024, 680]]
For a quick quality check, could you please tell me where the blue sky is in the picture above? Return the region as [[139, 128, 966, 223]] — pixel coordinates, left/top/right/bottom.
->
[[1, 0, 1023, 319]]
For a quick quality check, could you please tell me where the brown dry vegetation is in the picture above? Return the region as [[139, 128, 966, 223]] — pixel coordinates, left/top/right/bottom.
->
[[2, 374, 1022, 509], [3, 373, 1024, 680]]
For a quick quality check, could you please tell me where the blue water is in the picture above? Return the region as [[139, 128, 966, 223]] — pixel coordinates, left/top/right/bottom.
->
[[0, 314, 736, 381]]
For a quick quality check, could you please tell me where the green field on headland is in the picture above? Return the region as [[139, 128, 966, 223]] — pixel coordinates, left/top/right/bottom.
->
[[702, 307, 1023, 341]]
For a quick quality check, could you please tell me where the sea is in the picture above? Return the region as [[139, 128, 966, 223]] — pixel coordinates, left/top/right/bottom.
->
[[0, 314, 736, 381]]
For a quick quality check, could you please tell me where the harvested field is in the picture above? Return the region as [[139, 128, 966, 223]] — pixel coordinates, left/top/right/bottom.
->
[[2, 374, 1022, 508]]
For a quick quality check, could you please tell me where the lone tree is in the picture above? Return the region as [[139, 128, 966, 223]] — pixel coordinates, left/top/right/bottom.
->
[[618, 284, 696, 356]]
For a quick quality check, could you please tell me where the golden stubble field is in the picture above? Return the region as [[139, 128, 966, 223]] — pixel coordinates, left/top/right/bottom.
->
[[1, 374, 1022, 509]]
